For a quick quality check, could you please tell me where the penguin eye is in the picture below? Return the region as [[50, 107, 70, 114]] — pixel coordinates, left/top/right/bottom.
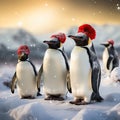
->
[[79, 36, 84, 39], [52, 41, 56, 43]]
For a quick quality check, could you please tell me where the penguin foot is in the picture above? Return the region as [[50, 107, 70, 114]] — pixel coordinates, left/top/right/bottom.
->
[[117, 79, 120, 83], [3, 81, 11, 88], [44, 96, 52, 100], [96, 98, 104, 102], [37, 92, 42, 96], [69, 98, 84, 105], [45, 95, 64, 101], [21, 96, 35, 99], [53, 96, 64, 101], [75, 101, 89, 105]]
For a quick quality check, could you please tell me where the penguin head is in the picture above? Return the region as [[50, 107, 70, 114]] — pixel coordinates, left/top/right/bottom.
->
[[68, 24, 96, 47], [68, 33, 89, 46], [101, 40, 114, 47], [17, 45, 30, 61], [43, 38, 61, 49], [43, 33, 66, 49]]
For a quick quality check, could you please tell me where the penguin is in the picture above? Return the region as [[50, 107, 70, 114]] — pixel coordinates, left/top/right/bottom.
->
[[11, 45, 40, 99], [101, 40, 119, 75], [110, 67, 120, 83], [37, 33, 71, 101], [68, 24, 103, 105]]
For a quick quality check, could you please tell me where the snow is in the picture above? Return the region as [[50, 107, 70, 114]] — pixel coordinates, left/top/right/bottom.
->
[[0, 62, 120, 120]]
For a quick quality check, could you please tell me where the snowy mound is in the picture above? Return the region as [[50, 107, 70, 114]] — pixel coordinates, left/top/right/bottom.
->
[[72, 103, 120, 120], [106, 103, 120, 120], [110, 67, 120, 83], [10, 102, 53, 120], [72, 109, 106, 120], [105, 93, 120, 102]]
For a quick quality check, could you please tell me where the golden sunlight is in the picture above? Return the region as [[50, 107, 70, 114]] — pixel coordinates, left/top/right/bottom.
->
[[23, 8, 56, 33]]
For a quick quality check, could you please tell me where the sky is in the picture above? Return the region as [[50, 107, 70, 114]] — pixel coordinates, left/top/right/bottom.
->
[[0, 0, 120, 34]]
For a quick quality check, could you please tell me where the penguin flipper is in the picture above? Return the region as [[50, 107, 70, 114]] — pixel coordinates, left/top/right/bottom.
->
[[84, 46, 103, 102], [66, 72, 72, 93], [58, 49, 69, 71], [90, 43, 96, 54], [91, 64, 100, 94], [91, 57, 104, 102], [107, 55, 113, 70], [36, 64, 43, 92], [84, 46, 99, 94], [113, 57, 119, 70], [27, 60, 37, 76], [11, 72, 17, 94], [58, 49, 71, 93]]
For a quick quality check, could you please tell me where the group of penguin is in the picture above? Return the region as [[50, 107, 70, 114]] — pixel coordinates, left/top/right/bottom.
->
[[10, 24, 119, 105]]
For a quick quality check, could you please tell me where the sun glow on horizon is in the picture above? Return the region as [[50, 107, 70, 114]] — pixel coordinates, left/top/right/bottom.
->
[[0, 0, 120, 34], [23, 8, 56, 33]]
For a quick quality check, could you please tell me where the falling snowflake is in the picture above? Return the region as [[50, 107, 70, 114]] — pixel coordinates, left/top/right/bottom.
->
[[94, 1, 97, 4], [12, 54, 15, 56], [45, 3, 48, 7], [18, 21, 23, 27], [7, 46, 10, 50], [116, 3, 120, 10], [117, 6, 120, 10], [99, 11, 102, 14], [117, 3, 119, 7], [92, 12, 96, 16], [72, 18, 75, 21], [62, 7, 65, 11], [54, 75, 57, 78]]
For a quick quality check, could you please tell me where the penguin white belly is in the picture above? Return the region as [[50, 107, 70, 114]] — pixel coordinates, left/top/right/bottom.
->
[[103, 48, 113, 74], [16, 61, 37, 98], [70, 47, 92, 102], [43, 49, 67, 95]]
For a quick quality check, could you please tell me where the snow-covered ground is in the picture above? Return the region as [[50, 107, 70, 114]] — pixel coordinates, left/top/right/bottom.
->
[[0, 62, 120, 120]]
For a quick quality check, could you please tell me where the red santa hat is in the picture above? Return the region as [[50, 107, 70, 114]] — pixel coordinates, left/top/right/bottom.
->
[[51, 32, 66, 43], [78, 24, 96, 40], [108, 39, 114, 45], [17, 45, 30, 55]]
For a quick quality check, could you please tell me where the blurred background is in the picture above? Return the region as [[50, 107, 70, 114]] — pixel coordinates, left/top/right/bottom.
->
[[0, 0, 120, 63]]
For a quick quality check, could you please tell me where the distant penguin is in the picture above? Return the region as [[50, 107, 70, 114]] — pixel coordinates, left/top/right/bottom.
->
[[101, 40, 119, 75], [68, 24, 103, 105], [37, 33, 71, 101], [11, 45, 40, 99], [110, 67, 120, 83]]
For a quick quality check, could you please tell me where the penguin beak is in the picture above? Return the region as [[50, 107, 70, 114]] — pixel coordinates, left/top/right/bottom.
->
[[100, 42, 109, 47], [68, 35, 76, 39], [43, 40, 52, 44], [43, 40, 59, 45], [68, 34, 89, 46], [43, 39, 60, 49], [68, 35, 79, 40]]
